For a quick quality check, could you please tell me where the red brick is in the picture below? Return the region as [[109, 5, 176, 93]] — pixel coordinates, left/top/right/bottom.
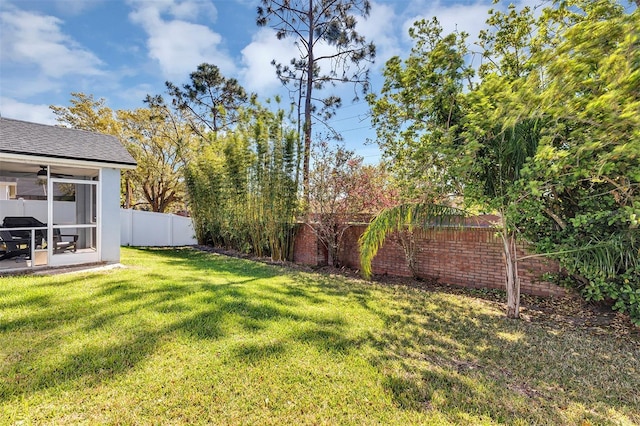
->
[[294, 224, 565, 297]]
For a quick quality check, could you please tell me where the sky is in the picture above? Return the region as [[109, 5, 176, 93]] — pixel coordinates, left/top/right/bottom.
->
[[1, 0, 540, 163]]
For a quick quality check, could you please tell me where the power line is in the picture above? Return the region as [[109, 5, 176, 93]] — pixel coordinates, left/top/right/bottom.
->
[[335, 125, 372, 133], [337, 101, 369, 110], [327, 114, 368, 123]]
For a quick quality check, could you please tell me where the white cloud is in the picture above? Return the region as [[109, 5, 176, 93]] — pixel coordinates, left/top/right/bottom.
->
[[0, 97, 57, 125], [239, 28, 297, 93], [402, 1, 492, 47], [357, 1, 402, 66], [0, 6, 104, 78], [128, 0, 233, 80], [170, 0, 216, 20], [400, 0, 542, 48], [128, 0, 217, 20]]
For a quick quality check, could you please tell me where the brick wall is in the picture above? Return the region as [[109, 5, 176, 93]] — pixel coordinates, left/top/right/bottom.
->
[[295, 223, 566, 297], [293, 223, 327, 266]]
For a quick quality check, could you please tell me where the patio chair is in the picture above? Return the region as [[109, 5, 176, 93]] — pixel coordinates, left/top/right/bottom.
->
[[1, 216, 78, 254], [0, 230, 30, 260]]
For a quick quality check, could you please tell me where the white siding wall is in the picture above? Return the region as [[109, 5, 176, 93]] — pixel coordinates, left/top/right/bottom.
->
[[120, 209, 197, 247], [100, 168, 122, 262]]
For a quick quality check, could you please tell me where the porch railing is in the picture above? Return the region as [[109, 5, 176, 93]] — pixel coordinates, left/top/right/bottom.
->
[[0, 226, 47, 268]]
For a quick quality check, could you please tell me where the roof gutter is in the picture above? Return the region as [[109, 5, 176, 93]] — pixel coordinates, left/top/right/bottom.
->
[[0, 151, 137, 170]]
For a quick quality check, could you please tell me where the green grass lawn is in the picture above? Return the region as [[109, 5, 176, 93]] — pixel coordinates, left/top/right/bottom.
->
[[1, 247, 638, 425]]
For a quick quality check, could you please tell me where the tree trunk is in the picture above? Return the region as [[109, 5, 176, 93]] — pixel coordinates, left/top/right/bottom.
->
[[124, 176, 132, 209], [327, 244, 336, 267], [302, 0, 315, 203], [399, 229, 418, 278], [501, 229, 520, 319], [327, 227, 340, 267]]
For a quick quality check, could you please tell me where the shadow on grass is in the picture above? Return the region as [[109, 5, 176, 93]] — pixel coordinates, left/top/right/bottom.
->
[[29, 330, 162, 394], [0, 248, 359, 401], [0, 293, 53, 310], [1, 247, 638, 425], [384, 369, 475, 412], [232, 340, 287, 363], [296, 325, 364, 353], [363, 292, 640, 424], [143, 249, 640, 424]]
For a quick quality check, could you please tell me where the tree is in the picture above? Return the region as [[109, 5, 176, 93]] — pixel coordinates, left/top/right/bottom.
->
[[461, 4, 541, 318], [364, 10, 540, 319], [308, 141, 396, 266], [51, 92, 192, 213], [50, 93, 134, 207], [509, 1, 640, 322], [117, 97, 193, 213], [363, 0, 640, 321], [185, 100, 300, 260], [165, 63, 250, 136], [367, 18, 472, 204], [345, 162, 399, 214], [50, 92, 121, 135], [257, 0, 376, 199]]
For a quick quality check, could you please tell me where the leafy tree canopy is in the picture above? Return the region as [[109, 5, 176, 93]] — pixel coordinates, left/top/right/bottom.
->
[[165, 63, 250, 135], [364, 0, 639, 321], [51, 93, 191, 213]]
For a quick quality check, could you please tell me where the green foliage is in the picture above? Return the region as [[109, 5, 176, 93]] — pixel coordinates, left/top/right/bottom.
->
[[50, 92, 121, 135], [185, 103, 300, 261], [257, 0, 375, 198], [366, 0, 639, 321], [118, 99, 193, 212], [367, 17, 472, 202], [162, 65, 301, 260], [165, 63, 249, 134], [53, 71, 302, 258], [366, 13, 536, 318], [51, 93, 189, 213], [359, 203, 466, 279], [509, 1, 640, 323], [514, 190, 640, 323]]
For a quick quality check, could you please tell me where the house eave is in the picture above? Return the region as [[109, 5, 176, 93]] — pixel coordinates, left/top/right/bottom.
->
[[0, 151, 137, 170]]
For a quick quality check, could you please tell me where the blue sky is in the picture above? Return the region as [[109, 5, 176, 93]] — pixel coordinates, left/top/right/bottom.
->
[[0, 0, 539, 162]]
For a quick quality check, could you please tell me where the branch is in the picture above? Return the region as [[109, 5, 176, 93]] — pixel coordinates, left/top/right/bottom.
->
[[315, 48, 371, 63], [543, 207, 567, 230]]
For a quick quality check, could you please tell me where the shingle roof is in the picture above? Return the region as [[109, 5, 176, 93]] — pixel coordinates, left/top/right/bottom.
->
[[0, 117, 137, 167]]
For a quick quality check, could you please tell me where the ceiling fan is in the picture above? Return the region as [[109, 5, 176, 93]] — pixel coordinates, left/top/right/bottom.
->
[[36, 166, 74, 180]]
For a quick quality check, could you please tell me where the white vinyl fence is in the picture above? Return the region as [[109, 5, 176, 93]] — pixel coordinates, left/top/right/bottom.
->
[[0, 199, 76, 224], [120, 209, 197, 247]]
